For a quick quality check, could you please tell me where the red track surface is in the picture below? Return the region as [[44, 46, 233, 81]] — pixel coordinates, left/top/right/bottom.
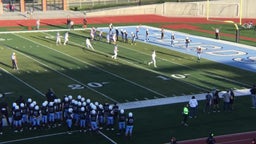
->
[[0, 14, 256, 143], [179, 131, 256, 144], [1, 14, 255, 41]]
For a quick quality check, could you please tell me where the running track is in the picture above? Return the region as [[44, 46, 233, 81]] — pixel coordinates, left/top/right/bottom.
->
[[1, 14, 256, 144]]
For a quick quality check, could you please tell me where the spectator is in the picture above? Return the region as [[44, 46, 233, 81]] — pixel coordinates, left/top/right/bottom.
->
[[206, 132, 216, 144], [211, 27, 221, 40], [229, 89, 235, 110], [250, 84, 256, 108], [170, 136, 177, 144], [29, 7, 33, 19], [212, 89, 220, 112], [67, 16, 71, 29], [11, 4, 15, 12], [222, 90, 231, 112], [251, 138, 256, 144], [189, 96, 198, 118], [8, 1, 12, 12], [181, 104, 189, 126], [83, 18, 87, 28], [70, 21, 74, 30], [204, 91, 213, 113], [36, 19, 40, 30]]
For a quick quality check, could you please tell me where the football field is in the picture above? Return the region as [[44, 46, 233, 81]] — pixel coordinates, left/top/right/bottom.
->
[[0, 25, 256, 144]]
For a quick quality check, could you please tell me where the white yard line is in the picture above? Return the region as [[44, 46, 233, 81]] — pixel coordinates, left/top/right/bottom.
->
[[71, 30, 250, 96], [38, 31, 169, 98], [0, 67, 45, 97], [99, 131, 118, 144], [13, 33, 119, 103], [99, 25, 251, 88], [60, 33, 169, 98]]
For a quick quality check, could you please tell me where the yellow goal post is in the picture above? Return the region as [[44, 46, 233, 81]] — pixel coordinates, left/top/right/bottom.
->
[[206, 0, 243, 25]]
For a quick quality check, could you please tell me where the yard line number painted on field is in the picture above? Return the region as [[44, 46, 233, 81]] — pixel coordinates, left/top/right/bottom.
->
[[157, 74, 189, 80], [68, 82, 109, 90], [68, 74, 187, 90]]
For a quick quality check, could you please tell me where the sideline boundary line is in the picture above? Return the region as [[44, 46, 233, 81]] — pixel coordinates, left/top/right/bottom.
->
[[118, 88, 250, 110]]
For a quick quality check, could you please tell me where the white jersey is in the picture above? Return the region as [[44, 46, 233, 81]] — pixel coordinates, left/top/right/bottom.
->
[[63, 32, 69, 45], [148, 50, 157, 68], [114, 45, 118, 53], [11, 53, 16, 60], [111, 45, 118, 59], [86, 38, 94, 50], [56, 32, 61, 45], [64, 32, 69, 40], [152, 51, 156, 59]]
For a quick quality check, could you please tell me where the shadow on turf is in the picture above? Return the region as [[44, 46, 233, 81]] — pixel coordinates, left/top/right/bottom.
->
[[0, 61, 12, 69], [4, 44, 73, 70]]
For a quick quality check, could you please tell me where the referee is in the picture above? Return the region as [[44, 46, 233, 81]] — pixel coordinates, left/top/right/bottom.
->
[[11, 52, 18, 70]]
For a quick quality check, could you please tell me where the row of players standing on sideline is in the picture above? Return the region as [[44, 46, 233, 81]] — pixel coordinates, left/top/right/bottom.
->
[[0, 92, 134, 139], [181, 88, 235, 127]]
